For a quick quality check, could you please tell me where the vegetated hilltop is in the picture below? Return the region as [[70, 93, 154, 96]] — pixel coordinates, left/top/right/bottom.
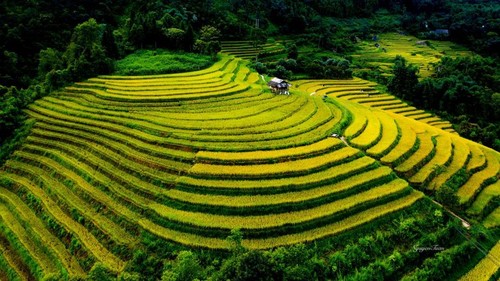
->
[[0, 54, 498, 280]]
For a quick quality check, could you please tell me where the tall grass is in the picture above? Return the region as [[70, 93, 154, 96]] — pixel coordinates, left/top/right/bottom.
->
[[114, 50, 213, 75]]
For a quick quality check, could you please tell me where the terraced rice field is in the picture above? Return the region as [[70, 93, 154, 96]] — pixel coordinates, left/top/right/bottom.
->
[[296, 78, 499, 209], [459, 241, 500, 281], [351, 32, 472, 78], [0, 54, 498, 279], [221, 40, 287, 61], [296, 78, 457, 134]]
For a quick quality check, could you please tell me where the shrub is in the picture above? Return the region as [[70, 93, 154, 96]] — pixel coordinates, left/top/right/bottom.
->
[[114, 49, 213, 75]]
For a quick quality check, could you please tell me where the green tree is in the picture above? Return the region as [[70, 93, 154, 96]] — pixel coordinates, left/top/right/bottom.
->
[[193, 25, 221, 60], [37, 48, 63, 79], [127, 250, 164, 281], [217, 250, 276, 281], [387, 56, 419, 101], [163, 28, 186, 49], [270, 244, 327, 281], [250, 27, 267, 49], [63, 18, 113, 81], [272, 65, 292, 80], [287, 43, 298, 60], [162, 251, 204, 281], [226, 228, 245, 255], [435, 185, 460, 209]]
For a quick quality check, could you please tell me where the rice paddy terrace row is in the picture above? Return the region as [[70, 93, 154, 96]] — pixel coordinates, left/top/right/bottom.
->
[[0, 55, 498, 279], [352, 32, 473, 78], [221, 40, 287, 61], [296, 79, 499, 212], [295, 78, 458, 134]]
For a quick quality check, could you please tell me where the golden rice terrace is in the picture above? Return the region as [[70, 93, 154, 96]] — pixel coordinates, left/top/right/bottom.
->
[[0, 55, 498, 279]]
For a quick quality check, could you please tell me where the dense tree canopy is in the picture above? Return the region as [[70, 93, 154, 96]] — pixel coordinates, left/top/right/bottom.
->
[[388, 55, 500, 150], [1, 0, 498, 89]]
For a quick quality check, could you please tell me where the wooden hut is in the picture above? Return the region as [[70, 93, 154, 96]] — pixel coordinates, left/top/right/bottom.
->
[[267, 77, 291, 95]]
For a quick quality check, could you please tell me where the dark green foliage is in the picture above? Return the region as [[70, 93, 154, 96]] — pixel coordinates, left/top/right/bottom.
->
[[62, 19, 114, 82], [0, 85, 43, 142], [38, 49, 64, 78], [435, 185, 460, 209], [270, 244, 327, 281], [126, 250, 164, 281], [216, 250, 277, 281], [162, 251, 205, 281], [446, 168, 469, 190], [402, 242, 475, 281], [482, 196, 500, 220], [0, 118, 35, 166], [129, 203, 492, 281], [387, 56, 419, 101], [252, 62, 268, 74], [40, 18, 114, 91], [287, 44, 299, 60], [402, 1, 500, 56], [226, 229, 244, 255], [271, 65, 293, 80], [252, 55, 352, 80], [415, 56, 499, 149], [299, 55, 353, 79], [1, 18, 116, 147], [88, 263, 116, 281], [114, 50, 212, 75], [193, 26, 222, 60], [386, 54, 499, 149], [120, 1, 194, 51], [0, 0, 127, 88]]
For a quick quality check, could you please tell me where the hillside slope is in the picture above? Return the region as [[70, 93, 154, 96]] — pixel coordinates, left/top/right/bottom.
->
[[0, 55, 498, 279]]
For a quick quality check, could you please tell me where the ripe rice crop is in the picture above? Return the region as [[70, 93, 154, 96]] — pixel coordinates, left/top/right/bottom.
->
[[178, 156, 376, 192], [395, 133, 435, 177], [196, 138, 342, 163], [350, 110, 382, 149], [457, 149, 499, 205], [242, 191, 424, 249], [167, 166, 394, 207], [409, 134, 453, 186], [467, 144, 487, 172], [1, 173, 125, 271], [459, 241, 500, 281], [149, 178, 410, 230], [483, 208, 500, 228], [380, 117, 418, 165], [189, 146, 359, 178], [1, 52, 498, 280], [366, 111, 400, 158], [0, 189, 85, 276], [429, 137, 470, 190], [467, 182, 500, 216]]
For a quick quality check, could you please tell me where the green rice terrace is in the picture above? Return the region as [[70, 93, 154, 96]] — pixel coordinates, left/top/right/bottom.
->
[[0, 53, 499, 280], [221, 40, 287, 62], [351, 33, 473, 78]]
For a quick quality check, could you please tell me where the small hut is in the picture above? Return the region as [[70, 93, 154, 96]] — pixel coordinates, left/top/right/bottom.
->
[[267, 77, 291, 95]]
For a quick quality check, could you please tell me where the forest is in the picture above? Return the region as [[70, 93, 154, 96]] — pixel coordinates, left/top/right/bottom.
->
[[0, 1, 499, 280]]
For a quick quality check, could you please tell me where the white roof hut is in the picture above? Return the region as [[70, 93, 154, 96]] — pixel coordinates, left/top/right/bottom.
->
[[267, 77, 291, 94]]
